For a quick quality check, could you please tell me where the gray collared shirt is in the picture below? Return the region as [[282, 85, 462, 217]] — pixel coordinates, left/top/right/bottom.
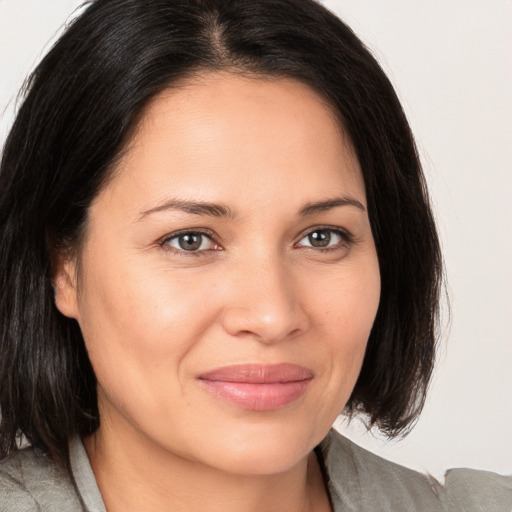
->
[[1, 430, 511, 511]]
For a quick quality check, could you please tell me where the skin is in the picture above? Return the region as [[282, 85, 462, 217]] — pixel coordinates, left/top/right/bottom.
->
[[55, 71, 381, 512]]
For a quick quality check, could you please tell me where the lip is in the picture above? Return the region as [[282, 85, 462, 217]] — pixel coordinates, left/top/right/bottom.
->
[[198, 364, 313, 411]]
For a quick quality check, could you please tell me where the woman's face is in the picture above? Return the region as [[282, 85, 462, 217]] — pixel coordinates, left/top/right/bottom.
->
[[56, 71, 380, 475]]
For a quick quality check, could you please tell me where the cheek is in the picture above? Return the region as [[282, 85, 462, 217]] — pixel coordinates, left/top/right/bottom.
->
[[80, 247, 210, 335], [316, 251, 380, 336], [314, 255, 380, 389], [74, 251, 217, 405]]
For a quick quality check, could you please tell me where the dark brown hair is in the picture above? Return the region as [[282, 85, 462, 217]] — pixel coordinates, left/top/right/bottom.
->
[[0, 0, 442, 465]]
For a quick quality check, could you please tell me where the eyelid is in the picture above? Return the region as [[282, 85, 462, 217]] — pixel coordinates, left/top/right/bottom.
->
[[158, 228, 221, 254], [294, 225, 354, 249], [157, 225, 354, 256]]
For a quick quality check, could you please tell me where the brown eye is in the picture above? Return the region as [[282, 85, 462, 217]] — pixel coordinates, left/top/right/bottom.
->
[[297, 228, 349, 250], [178, 233, 202, 251], [307, 230, 332, 248], [163, 231, 217, 253]]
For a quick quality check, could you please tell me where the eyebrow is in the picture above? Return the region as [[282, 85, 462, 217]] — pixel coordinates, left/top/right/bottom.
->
[[139, 199, 235, 220], [299, 196, 366, 216], [138, 195, 365, 221]]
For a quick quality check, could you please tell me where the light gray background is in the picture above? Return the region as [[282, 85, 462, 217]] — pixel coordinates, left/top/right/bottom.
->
[[1, 0, 510, 480]]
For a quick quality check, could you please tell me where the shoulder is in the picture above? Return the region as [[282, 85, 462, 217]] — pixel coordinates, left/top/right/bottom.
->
[[0, 446, 82, 512], [320, 429, 443, 511], [320, 429, 512, 512], [440, 467, 512, 511]]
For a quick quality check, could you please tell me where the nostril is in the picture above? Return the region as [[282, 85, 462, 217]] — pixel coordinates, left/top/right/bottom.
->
[[220, 303, 309, 344]]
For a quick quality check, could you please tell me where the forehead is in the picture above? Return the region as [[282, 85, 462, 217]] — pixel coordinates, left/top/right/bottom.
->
[[100, 71, 365, 215]]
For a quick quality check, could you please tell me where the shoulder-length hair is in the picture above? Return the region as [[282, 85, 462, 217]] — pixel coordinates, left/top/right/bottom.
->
[[0, 0, 442, 464]]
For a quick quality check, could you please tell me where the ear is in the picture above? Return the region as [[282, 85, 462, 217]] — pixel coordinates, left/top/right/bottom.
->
[[53, 253, 80, 320]]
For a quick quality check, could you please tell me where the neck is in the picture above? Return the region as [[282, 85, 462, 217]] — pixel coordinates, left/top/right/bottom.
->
[[84, 422, 332, 512]]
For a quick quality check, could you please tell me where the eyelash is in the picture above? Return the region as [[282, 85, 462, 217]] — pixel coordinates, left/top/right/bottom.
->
[[295, 226, 354, 252], [159, 226, 354, 256], [159, 228, 220, 257]]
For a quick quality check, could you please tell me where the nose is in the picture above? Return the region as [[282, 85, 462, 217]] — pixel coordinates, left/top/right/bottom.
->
[[220, 259, 310, 344]]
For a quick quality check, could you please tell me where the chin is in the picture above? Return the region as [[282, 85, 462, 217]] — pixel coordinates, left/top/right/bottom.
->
[[191, 420, 328, 476], [211, 445, 310, 476]]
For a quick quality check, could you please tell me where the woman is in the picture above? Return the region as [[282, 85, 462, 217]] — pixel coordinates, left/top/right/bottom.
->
[[0, 1, 510, 511]]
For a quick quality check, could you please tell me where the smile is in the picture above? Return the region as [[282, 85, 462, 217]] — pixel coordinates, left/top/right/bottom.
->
[[198, 363, 314, 411]]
